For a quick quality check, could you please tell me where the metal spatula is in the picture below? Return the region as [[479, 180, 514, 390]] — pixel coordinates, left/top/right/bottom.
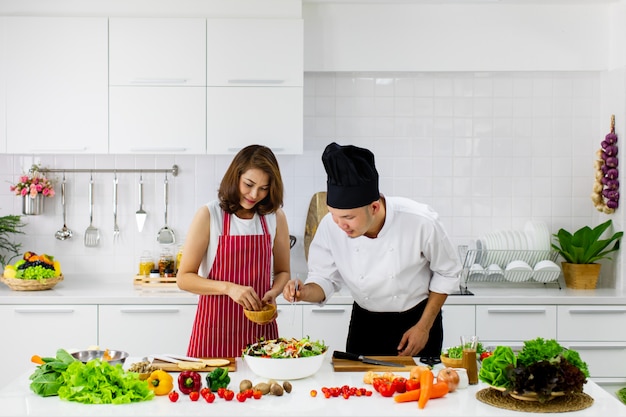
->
[[156, 174, 175, 244], [135, 174, 147, 232], [84, 175, 100, 247]]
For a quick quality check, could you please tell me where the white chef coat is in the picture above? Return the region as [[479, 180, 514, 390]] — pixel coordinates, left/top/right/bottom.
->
[[197, 200, 277, 278], [305, 196, 462, 312]]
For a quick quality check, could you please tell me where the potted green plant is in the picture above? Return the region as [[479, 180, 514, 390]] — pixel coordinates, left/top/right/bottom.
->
[[551, 219, 623, 289], [0, 214, 25, 268]]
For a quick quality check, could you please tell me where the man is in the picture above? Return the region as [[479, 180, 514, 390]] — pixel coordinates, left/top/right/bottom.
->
[[283, 142, 461, 357]]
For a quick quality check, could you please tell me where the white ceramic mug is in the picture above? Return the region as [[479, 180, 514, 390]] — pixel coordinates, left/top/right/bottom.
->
[[453, 367, 469, 389]]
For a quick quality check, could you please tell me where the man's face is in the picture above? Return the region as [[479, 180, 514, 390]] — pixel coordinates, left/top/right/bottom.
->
[[327, 205, 374, 238]]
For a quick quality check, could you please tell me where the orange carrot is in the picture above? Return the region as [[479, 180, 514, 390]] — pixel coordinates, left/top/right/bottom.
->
[[394, 382, 450, 403], [418, 368, 434, 409], [31, 355, 44, 365]]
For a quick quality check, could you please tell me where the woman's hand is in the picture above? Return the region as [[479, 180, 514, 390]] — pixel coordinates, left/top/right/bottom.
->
[[228, 284, 263, 311]]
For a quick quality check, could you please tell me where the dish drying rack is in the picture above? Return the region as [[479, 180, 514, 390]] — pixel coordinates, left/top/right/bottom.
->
[[458, 249, 561, 294]]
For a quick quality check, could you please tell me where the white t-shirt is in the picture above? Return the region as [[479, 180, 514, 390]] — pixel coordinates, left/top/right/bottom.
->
[[198, 200, 278, 278], [306, 196, 461, 312]]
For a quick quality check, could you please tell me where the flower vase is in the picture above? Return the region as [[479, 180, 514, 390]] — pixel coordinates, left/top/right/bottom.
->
[[22, 195, 44, 216]]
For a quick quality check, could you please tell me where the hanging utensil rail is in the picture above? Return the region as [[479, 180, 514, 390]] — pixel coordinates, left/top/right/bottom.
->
[[36, 165, 179, 177]]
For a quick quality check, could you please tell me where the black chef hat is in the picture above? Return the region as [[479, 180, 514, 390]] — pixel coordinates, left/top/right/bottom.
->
[[322, 142, 380, 209]]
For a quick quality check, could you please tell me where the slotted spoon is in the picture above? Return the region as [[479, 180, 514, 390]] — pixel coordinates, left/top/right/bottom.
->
[[84, 175, 100, 247], [156, 174, 175, 244]]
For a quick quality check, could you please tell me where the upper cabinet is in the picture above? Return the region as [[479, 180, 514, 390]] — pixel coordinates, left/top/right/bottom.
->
[[5, 17, 108, 153], [108, 18, 207, 154], [0, 17, 6, 152], [109, 18, 206, 86], [206, 19, 303, 154]]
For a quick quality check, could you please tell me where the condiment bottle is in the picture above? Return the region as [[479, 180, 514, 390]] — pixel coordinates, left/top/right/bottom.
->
[[461, 335, 479, 385], [176, 244, 183, 274], [138, 251, 154, 276], [149, 269, 160, 279], [158, 248, 175, 277]]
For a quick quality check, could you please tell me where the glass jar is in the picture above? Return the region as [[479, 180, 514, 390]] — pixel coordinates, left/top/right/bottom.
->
[[176, 244, 183, 274], [149, 269, 160, 279], [158, 248, 175, 277], [138, 251, 155, 276]]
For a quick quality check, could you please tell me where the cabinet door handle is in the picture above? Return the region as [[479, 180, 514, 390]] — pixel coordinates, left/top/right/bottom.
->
[[310, 308, 348, 313], [566, 345, 626, 351], [28, 148, 88, 153], [487, 308, 547, 314], [131, 78, 188, 84], [567, 309, 626, 314], [227, 79, 285, 85], [119, 308, 181, 313], [129, 147, 188, 152], [15, 308, 75, 314]]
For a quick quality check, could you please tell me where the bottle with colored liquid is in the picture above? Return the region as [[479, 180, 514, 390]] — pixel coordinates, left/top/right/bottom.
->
[[461, 335, 479, 385]]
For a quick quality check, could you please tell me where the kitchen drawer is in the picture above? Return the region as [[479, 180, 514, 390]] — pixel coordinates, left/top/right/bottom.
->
[[98, 305, 196, 356], [476, 305, 557, 342], [559, 342, 626, 378], [558, 305, 626, 341], [302, 304, 352, 352]]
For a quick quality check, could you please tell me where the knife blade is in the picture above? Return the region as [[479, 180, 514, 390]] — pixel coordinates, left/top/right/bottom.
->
[[332, 350, 405, 367]]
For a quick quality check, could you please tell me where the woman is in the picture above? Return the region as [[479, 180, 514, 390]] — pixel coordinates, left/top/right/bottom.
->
[[177, 145, 291, 358]]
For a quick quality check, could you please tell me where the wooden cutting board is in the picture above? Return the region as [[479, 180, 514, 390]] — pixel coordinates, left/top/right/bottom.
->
[[332, 356, 417, 372], [304, 191, 328, 261], [151, 358, 236, 373]]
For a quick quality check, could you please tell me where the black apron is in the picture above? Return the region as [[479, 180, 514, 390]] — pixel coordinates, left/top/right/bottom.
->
[[345, 298, 443, 356]]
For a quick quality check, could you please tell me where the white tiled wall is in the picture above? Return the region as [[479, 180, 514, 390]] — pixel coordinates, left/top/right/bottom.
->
[[0, 71, 607, 278]]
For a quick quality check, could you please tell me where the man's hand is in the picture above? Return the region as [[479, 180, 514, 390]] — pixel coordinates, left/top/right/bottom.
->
[[396, 325, 429, 356]]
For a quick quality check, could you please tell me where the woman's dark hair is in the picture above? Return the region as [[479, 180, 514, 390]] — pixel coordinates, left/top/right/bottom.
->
[[218, 144, 284, 215]]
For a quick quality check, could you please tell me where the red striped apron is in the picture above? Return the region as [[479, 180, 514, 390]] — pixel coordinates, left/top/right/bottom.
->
[[187, 212, 278, 358]]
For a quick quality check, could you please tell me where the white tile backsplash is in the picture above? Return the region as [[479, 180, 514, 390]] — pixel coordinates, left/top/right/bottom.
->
[[0, 70, 609, 279]]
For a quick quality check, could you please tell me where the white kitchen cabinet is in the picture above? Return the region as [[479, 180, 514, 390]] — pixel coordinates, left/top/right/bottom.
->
[[0, 17, 6, 151], [442, 305, 475, 349], [109, 18, 206, 86], [476, 305, 557, 349], [98, 305, 197, 357], [206, 18, 303, 155], [558, 305, 626, 381], [109, 87, 206, 154], [206, 19, 302, 87], [4, 17, 108, 154], [302, 304, 352, 353], [206, 87, 303, 154], [0, 305, 97, 391], [276, 304, 303, 339]]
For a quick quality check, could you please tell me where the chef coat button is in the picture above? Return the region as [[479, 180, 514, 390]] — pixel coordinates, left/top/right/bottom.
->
[[389, 247, 394, 252]]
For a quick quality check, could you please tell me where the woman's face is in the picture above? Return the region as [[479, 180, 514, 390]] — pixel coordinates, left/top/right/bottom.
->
[[239, 168, 270, 210]]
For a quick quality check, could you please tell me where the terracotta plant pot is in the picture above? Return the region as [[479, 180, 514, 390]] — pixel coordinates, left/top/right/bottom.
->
[[561, 262, 601, 289]]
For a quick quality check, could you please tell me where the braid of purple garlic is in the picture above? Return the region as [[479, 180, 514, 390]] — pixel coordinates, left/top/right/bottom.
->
[[592, 116, 619, 214]]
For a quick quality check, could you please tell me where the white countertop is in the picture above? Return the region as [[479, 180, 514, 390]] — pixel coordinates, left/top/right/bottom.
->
[[1, 274, 626, 306], [0, 356, 624, 416]]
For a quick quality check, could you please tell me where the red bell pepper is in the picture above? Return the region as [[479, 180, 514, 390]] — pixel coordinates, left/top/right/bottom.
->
[[178, 371, 202, 395]]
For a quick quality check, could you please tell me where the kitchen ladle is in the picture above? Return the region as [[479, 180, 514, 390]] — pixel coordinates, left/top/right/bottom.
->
[[156, 174, 175, 245], [55, 174, 73, 241]]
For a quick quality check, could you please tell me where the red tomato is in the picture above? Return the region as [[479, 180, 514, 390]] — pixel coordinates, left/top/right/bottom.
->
[[372, 377, 385, 393], [217, 387, 226, 398], [204, 392, 216, 403], [224, 389, 235, 401], [480, 351, 493, 361], [189, 391, 200, 401], [310, 389, 318, 397], [392, 377, 407, 394], [168, 390, 179, 402], [377, 380, 396, 397], [405, 378, 420, 392], [236, 392, 247, 402], [244, 388, 253, 398], [200, 387, 211, 397], [253, 390, 263, 400]]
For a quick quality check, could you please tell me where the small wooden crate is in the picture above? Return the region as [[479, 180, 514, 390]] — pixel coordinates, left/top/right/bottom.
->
[[133, 275, 178, 288]]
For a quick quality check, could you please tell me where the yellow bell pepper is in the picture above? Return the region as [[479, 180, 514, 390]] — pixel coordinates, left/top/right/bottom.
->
[[146, 369, 174, 396]]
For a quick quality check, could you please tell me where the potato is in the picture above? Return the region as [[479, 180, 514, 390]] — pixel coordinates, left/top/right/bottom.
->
[[239, 379, 253, 392], [253, 382, 270, 395], [270, 382, 284, 396], [282, 381, 292, 393]]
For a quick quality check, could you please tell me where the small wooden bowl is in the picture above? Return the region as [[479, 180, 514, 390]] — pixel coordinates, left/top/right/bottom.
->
[[244, 303, 276, 325], [440, 353, 463, 368]]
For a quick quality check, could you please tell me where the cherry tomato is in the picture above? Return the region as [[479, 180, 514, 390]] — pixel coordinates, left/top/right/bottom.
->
[[392, 377, 407, 394], [310, 389, 318, 397], [200, 387, 211, 397], [204, 392, 216, 403], [480, 351, 493, 361], [253, 390, 263, 400], [236, 392, 247, 402], [189, 391, 200, 401], [405, 378, 420, 392], [372, 377, 385, 393], [168, 390, 179, 402], [365, 390, 373, 396], [244, 388, 254, 398], [217, 387, 226, 398], [223, 389, 235, 401]]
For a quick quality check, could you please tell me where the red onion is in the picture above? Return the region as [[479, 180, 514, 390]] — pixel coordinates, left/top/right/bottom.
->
[[606, 168, 619, 179], [606, 157, 619, 167], [607, 199, 619, 209]]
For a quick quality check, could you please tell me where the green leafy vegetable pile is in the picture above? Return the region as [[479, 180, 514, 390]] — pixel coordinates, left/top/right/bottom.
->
[[478, 337, 589, 403], [444, 342, 485, 359], [57, 359, 154, 404], [29, 349, 77, 397], [242, 336, 327, 358]]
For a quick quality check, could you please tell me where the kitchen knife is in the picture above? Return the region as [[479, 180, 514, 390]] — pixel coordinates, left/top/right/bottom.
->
[[332, 350, 405, 367]]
